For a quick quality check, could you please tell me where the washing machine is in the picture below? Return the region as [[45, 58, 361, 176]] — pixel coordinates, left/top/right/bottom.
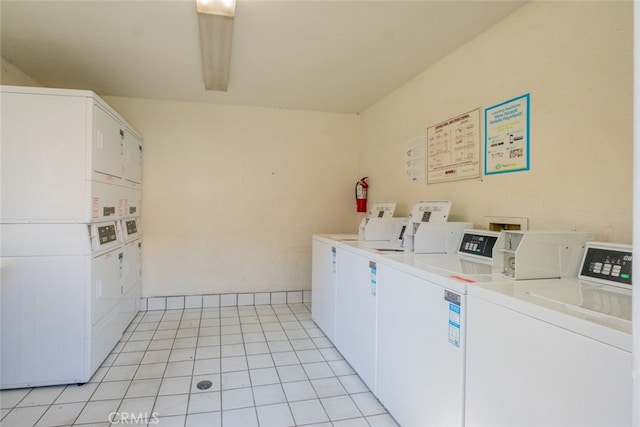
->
[[374, 229, 595, 427], [312, 200, 455, 374], [374, 230, 504, 427], [465, 242, 632, 427], [0, 221, 128, 389], [312, 202, 401, 343]]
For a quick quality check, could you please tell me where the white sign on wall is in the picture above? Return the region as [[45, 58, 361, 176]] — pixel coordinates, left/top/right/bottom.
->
[[426, 109, 481, 184], [405, 135, 425, 182]]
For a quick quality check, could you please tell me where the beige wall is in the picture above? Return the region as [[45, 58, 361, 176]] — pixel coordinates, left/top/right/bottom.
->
[[0, 57, 42, 87], [104, 97, 360, 297], [359, 1, 633, 243]]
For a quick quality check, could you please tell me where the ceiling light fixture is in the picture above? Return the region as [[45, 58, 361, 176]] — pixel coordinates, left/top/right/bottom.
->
[[196, 0, 236, 91]]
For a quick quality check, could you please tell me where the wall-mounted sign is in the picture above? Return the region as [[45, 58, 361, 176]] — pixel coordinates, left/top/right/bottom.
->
[[426, 109, 480, 184], [484, 94, 530, 175], [405, 135, 425, 182]]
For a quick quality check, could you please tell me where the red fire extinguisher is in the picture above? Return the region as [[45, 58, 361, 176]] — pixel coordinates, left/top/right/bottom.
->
[[355, 177, 368, 213]]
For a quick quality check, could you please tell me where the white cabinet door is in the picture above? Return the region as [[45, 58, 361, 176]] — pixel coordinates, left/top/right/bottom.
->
[[92, 247, 123, 325], [123, 127, 143, 185], [465, 295, 632, 427], [335, 247, 377, 392], [377, 264, 465, 427], [0, 255, 88, 388], [122, 239, 142, 295], [0, 91, 87, 221], [311, 239, 337, 342], [92, 104, 123, 180]]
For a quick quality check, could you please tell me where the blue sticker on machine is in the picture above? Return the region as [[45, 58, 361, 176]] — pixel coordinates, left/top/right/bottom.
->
[[370, 261, 377, 296], [448, 303, 461, 347], [331, 247, 336, 273]]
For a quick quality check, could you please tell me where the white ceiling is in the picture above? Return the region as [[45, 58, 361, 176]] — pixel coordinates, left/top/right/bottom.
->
[[0, 0, 526, 113]]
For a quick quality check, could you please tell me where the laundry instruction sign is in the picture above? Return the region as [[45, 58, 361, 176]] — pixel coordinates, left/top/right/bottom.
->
[[426, 109, 481, 184], [485, 94, 530, 175]]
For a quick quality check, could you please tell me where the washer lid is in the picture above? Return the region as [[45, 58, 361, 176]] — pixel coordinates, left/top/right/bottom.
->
[[469, 279, 632, 351], [525, 280, 632, 322]]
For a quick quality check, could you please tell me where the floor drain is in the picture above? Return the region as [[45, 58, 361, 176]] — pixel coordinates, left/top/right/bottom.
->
[[196, 380, 212, 390]]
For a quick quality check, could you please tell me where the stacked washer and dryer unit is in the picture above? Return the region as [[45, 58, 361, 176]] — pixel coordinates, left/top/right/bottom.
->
[[0, 86, 143, 389]]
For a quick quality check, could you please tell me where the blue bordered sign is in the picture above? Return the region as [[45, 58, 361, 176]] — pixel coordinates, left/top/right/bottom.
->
[[484, 93, 530, 175]]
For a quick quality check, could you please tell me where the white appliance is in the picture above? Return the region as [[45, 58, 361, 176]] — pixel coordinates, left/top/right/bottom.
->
[[405, 229, 499, 277], [1, 86, 143, 223], [465, 242, 632, 427], [311, 234, 355, 343], [312, 199, 459, 384], [410, 221, 473, 254], [359, 216, 408, 242], [401, 200, 452, 252], [492, 230, 595, 279], [311, 222, 405, 345], [375, 229, 502, 427], [329, 221, 470, 395], [358, 202, 402, 241], [0, 86, 143, 389], [312, 204, 403, 343], [333, 240, 387, 393], [0, 223, 140, 388]]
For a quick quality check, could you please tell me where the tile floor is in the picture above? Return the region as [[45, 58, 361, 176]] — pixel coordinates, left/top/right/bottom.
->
[[0, 304, 398, 427]]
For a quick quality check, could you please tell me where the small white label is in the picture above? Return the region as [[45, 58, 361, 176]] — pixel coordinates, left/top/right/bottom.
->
[[92, 197, 100, 218]]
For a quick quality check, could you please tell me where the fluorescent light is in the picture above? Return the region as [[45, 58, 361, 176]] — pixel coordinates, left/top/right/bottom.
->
[[196, 0, 236, 17], [196, 0, 236, 91]]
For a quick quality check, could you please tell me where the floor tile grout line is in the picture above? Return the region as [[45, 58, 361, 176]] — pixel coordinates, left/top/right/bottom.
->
[[0, 303, 390, 427], [74, 306, 166, 426]]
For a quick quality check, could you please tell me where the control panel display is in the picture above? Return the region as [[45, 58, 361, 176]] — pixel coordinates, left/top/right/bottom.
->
[[98, 224, 117, 245], [126, 220, 138, 235], [580, 246, 632, 287], [458, 233, 498, 259]]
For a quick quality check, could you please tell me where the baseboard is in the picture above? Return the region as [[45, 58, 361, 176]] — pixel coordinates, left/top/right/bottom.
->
[[140, 290, 312, 311]]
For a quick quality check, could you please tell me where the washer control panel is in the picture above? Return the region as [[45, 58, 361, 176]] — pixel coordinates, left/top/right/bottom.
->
[[579, 243, 632, 289], [458, 230, 500, 260]]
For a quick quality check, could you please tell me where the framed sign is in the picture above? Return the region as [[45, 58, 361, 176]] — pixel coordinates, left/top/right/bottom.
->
[[484, 94, 530, 175], [426, 109, 480, 184]]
